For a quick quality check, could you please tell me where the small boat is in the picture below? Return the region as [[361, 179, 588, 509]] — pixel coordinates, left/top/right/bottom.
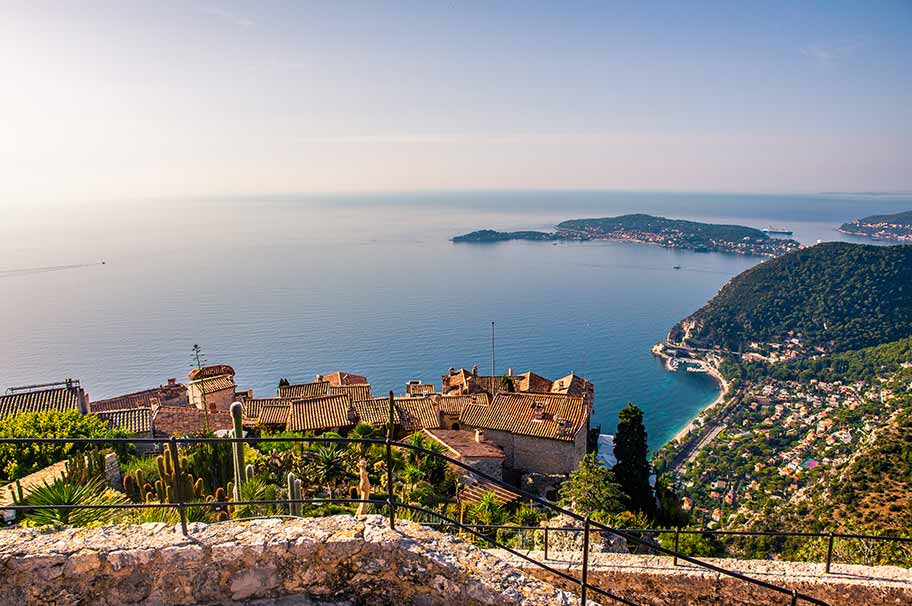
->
[[763, 226, 793, 235], [673, 265, 681, 270]]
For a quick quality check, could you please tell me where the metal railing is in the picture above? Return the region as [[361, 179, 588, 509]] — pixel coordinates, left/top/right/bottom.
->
[[0, 396, 833, 605]]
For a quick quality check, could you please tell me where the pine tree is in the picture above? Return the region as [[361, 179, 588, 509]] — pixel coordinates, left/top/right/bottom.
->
[[613, 403, 655, 516]]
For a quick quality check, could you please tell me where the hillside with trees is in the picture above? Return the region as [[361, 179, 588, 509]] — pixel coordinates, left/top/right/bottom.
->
[[675, 242, 912, 354], [839, 210, 912, 241]]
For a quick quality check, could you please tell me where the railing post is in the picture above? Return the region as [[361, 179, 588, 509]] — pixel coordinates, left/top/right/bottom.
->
[[581, 515, 590, 606], [169, 436, 188, 536], [790, 588, 798, 606], [825, 532, 835, 574], [673, 527, 680, 566], [543, 521, 549, 561], [386, 391, 396, 530]]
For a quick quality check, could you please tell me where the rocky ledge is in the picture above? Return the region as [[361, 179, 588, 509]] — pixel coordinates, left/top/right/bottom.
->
[[0, 515, 588, 606]]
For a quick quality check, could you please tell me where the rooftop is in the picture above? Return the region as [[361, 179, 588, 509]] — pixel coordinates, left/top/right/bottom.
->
[[423, 428, 506, 459], [460, 392, 586, 442]]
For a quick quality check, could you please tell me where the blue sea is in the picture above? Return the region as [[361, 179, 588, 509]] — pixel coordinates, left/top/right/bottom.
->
[[1, 191, 909, 450]]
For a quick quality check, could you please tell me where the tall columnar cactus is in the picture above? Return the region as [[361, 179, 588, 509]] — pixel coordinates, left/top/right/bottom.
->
[[230, 401, 246, 499], [287, 472, 303, 516]]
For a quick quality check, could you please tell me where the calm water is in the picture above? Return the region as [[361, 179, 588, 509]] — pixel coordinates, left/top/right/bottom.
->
[[1, 191, 909, 450]]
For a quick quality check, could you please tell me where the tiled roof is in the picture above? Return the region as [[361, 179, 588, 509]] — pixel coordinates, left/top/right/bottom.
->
[[423, 429, 505, 459], [329, 383, 372, 401], [0, 387, 84, 421], [436, 393, 488, 416], [278, 381, 329, 400], [352, 397, 440, 431], [393, 398, 440, 431], [514, 371, 554, 393], [459, 392, 586, 442], [322, 371, 368, 387], [459, 479, 520, 506], [406, 383, 436, 396], [189, 375, 236, 393], [89, 384, 187, 413], [550, 373, 591, 398], [95, 408, 153, 434], [287, 395, 357, 432], [351, 398, 395, 427], [258, 404, 291, 427], [241, 398, 296, 419], [153, 406, 233, 437], [188, 365, 235, 381]]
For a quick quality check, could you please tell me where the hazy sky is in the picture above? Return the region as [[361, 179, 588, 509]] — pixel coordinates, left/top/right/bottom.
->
[[2, 1, 910, 201]]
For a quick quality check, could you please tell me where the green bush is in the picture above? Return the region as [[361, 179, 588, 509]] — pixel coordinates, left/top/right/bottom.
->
[[0, 410, 124, 482]]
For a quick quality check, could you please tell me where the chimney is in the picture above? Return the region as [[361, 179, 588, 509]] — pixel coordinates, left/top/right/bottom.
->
[[475, 429, 485, 443], [471, 363, 478, 377], [167, 378, 176, 386], [449, 367, 456, 375], [508, 368, 513, 377], [315, 374, 324, 381]]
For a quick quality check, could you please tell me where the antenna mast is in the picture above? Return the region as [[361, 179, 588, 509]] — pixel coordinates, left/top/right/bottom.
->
[[491, 321, 495, 379]]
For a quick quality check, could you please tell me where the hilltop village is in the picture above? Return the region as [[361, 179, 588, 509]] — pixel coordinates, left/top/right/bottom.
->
[[0, 365, 594, 502]]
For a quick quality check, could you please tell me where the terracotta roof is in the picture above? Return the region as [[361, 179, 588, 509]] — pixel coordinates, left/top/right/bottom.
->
[[351, 398, 395, 427], [322, 371, 368, 387], [0, 386, 85, 421], [459, 479, 520, 506], [258, 404, 291, 427], [95, 408, 153, 434], [514, 371, 553, 393], [459, 392, 586, 442], [329, 383, 372, 401], [241, 398, 296, 419], [278, 381, 329, 400], [352, 397, 441, 431], [393, 398, 441, 431], [287, 395, 357, 432], [550, 373, 591, 398], [89, 383, 187, 413], [436, 393, 489, 416], [406, 382, 436, 396], [423, 429, 505, 459], [188, 365, 235, 381], [189, 375, 236, 393], [152, 406, 233, 437]]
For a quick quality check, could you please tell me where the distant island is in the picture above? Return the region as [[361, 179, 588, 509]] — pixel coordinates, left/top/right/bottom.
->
[[453, 213, 801, 257], [838, 209, 912, 242]]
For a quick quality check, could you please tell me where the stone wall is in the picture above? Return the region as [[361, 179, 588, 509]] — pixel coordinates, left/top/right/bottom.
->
[[480, 428, 585, 475], [492, 549, 912, 606], [0, 515, 585, 606]]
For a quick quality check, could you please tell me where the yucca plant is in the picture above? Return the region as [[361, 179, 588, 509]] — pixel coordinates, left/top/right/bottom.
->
[[23, 477, 128, 527]]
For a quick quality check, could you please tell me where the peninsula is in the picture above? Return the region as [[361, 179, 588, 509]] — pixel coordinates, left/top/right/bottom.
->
[[453, 213, 801, 257], [838, 209, 912, 242]]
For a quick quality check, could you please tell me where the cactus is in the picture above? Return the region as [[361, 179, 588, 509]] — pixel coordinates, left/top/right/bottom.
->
[[230, 402, 246, 499], [216, 510, 230, 522], [245, 464, 254, 480]]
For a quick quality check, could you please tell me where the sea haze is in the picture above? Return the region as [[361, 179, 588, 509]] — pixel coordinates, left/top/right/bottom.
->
[[1, 191, 909, 450]]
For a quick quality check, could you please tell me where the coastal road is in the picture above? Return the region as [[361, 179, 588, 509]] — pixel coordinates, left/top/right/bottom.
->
[[684, 423, 727, 466]]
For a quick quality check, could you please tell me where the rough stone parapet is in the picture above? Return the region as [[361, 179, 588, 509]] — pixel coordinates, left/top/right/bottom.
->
[[0, 515, 588, 606], [491, 549, 912, 606]]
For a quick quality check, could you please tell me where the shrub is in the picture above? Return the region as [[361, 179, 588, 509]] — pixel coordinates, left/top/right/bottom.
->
[[0, 410, 124, 482]]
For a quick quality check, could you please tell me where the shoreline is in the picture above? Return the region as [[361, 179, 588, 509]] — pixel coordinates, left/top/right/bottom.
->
[[652, 342, 731, 446]]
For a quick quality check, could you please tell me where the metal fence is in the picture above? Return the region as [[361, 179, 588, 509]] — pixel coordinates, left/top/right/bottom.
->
[[0, 400, 838, 606]]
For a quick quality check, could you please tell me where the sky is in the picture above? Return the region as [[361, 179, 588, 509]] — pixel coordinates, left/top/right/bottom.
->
[[1, 1, 910, 202]]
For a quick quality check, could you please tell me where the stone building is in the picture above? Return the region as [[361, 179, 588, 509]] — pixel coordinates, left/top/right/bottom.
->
[[95, 408, 155, 453], [441, 367, 594, 412], [458, 392, 588, 476], [423, 428, 505, 482], [0, 379, 89, 422], [152, 405, 234, 437], [187, 365, 237, 412]]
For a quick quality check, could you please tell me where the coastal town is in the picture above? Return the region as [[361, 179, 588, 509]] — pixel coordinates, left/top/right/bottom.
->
[[0, 364, 595, 510], [838, 209, 912, 242]]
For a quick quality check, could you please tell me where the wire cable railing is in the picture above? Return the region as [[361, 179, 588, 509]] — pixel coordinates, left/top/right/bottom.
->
[[0, 394, 835, 606]]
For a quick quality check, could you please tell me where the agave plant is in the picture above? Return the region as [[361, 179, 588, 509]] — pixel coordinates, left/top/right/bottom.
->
[[22, 476, 129, 527]]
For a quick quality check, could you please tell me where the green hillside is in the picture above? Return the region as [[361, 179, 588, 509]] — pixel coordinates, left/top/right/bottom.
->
[[678, 242, 912, 353]]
